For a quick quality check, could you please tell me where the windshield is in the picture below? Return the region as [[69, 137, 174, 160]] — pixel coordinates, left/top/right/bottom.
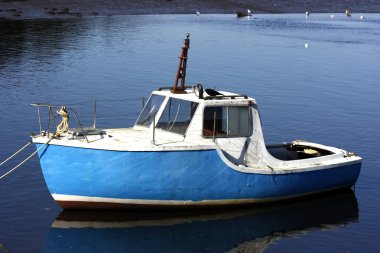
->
[[135, 94, 165, 127], [156, 97, 198, 135]]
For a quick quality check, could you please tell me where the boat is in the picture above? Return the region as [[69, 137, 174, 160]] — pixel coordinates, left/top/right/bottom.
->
[[345, 9, 352, 17], [236, 10, 252, 18], [31, 33, 362, 209], [44, 190, 358, 252]]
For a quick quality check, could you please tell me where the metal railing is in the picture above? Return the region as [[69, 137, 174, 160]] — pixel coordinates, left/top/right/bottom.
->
[[30, 103, 90, 143]]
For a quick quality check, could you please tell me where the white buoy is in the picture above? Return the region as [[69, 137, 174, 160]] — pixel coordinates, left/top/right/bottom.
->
[[329, 14, 335, 19], [360, 15, 365, 20], [304, 43, 309, 48], [196, 11, 200, 16]]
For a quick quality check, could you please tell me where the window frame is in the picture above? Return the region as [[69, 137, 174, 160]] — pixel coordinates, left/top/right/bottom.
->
[[135, 94, 166, 127], [202, 105, 252, 138], [156, 97, 199, 136]]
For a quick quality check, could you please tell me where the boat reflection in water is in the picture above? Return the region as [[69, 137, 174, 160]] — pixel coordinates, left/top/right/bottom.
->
[[45, 190, 358, 253]]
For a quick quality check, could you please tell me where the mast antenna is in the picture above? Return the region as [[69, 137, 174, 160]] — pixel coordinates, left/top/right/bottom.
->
[[171, 33, 190, 94]]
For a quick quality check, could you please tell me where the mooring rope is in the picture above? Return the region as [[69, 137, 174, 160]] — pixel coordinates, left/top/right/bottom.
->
[[0, 138, 53, 180], [0, 141, 32, 167]]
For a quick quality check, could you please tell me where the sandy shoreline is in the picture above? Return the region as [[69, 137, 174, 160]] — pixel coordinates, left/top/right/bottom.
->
[[1, 0, 380, 20]]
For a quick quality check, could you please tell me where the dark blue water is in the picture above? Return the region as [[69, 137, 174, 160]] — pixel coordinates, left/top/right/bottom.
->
[[0, 14, 379, 252]]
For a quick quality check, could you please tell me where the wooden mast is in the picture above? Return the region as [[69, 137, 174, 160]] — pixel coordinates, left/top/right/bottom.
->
[[171, 33, 190, 94]]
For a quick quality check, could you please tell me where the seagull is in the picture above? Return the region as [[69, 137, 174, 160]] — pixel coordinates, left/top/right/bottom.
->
[[360, 15, 365, 20], [304, 43, 309, 48], [247, 9, 251, 14], [196, 11, 200, 16], [306, 11, 310, 17], [345, 9, 351, 17]]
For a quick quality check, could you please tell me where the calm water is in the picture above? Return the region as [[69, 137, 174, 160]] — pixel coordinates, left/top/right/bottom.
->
[[0, 14, 379, 252]]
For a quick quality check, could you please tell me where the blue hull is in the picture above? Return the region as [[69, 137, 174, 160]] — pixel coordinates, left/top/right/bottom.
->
[[36, 144, 361, 208]]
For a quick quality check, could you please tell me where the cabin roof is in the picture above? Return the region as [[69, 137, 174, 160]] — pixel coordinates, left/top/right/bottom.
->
[[152, 88, 256, 105]]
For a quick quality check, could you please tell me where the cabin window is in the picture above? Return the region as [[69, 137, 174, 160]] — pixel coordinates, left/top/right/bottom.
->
[[203, 106, 251, 138], [136, 94, 165, 127], [157, 98, 198, 135]]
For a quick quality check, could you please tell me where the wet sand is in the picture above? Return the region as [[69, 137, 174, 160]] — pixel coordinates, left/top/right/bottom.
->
[[1, 0, 379, 20]]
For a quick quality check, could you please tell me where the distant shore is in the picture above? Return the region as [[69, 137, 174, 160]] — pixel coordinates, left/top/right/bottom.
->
[[1, 0, 379, 20]]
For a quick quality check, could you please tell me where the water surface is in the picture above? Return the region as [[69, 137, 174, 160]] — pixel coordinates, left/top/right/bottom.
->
[[0, 14, 379, 252]]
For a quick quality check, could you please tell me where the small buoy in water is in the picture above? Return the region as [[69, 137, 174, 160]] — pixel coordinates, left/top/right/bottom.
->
[[304, 43, 309, 48], [360, 15, 365, 20], [196, 11, 200, 16], [329, 14, 335, 19], [305, 11, 310, 17]]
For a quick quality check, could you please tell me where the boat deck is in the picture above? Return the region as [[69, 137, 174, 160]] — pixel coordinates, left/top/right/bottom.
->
[[34, 127, 216, 151]]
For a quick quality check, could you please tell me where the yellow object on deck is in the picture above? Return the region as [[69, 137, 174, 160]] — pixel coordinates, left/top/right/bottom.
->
[[56, 106, 69, 135], [303, 148, 320, 156]]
